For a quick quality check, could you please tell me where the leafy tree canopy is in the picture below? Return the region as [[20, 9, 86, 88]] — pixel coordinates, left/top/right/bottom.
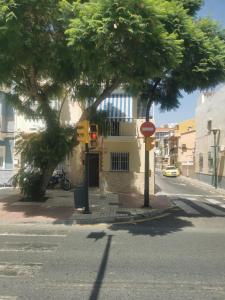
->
[[65, 0, 225, 110]]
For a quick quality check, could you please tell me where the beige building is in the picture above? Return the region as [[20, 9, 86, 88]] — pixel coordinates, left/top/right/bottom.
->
[[14, 91, 155, 195], [70, 90, 155, 195], [155, 120, 195, 177], [195, 86, 225, 189]]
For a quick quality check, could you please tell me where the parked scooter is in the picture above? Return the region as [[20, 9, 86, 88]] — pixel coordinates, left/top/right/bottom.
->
[[48, 169, 72, 191]]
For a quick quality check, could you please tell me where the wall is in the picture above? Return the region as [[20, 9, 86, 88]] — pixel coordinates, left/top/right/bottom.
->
[[195, 86, 225, 188], [178, 130, 195, 177], [100, 115, 155, 195]]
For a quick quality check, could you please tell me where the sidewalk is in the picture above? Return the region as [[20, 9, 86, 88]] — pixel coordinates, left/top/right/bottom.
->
[[0, 188, 172, 225], [180, 175, 225, 196]]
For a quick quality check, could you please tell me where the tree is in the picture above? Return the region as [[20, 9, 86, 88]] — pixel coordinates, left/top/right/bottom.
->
[[65, 0, 225, 111], [1, 0, 225, 199], [0, 0, 79, 199]]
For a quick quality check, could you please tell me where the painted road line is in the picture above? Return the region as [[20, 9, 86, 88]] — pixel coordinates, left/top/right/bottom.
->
[[186, 197, 198, 201], [194, 201, 225, 216], [205, 199, 221, 205], [0, 233, 66, 237], [0, 243, 58, 252], [173, 200, 200, 215], [0, 263, 42, 277], [0, 297, 17, 300]]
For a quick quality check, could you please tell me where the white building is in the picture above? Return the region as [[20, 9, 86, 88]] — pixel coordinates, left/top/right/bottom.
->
[[195, 86, 225, 189]]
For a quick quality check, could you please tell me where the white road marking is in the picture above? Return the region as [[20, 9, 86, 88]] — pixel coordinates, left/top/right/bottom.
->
[[186, 197, 197, 201], [0, 297, 17, 300], [0, 233, 66, 237], [205, 198, 221, 205], [174, 200, 200, 215], [194, 201, 225, 216]]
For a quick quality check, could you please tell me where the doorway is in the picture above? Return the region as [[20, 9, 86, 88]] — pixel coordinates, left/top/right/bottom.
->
[[88, 153, 99, 187]]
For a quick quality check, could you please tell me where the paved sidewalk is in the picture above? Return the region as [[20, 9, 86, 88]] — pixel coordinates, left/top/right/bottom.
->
[[180, 175, 225, 196], [0, 188, 172, 225]]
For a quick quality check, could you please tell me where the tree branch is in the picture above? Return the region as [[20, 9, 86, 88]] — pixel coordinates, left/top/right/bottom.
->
[[145, 78, 161, 121]]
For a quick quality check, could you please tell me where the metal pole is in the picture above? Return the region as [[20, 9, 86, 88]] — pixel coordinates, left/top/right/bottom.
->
[[84, 143, 90, 213], [144, 137, 150, 207], [144, 100, 152, 208], [213, 130, 218, 189]]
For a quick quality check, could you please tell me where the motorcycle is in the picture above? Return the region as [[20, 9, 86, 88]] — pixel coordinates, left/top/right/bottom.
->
[[48, 169, 72, 191]]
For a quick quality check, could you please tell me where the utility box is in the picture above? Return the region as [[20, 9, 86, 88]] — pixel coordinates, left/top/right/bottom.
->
[[74, 185, 85, 208]]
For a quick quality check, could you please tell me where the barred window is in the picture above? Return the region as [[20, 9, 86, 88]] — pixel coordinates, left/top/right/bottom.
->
[[111, 152, 129, 172], [208, 151, 213, 173], [199, 153, 203, 172], [0, 146, 5, 169]]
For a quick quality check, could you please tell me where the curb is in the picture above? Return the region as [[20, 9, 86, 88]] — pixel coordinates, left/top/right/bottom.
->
[[57, 206, 173, 225], [0, 207, 173, 226]]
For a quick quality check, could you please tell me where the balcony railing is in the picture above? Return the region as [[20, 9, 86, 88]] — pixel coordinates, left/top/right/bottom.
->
[[104, 118, 137, 137]]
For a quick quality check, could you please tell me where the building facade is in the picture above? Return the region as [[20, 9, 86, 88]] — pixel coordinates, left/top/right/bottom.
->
[[1, 90, 155, 195], [195, 86, 225, 189], [70, 90, 155, 195], [0, 93, 15, 186]]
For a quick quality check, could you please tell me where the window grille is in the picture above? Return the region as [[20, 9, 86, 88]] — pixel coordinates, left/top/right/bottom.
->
[[0, 146, 5, 169], [111, 152, 129, 172], [199, 153, 203, 172], [208, 151, 213, 173]]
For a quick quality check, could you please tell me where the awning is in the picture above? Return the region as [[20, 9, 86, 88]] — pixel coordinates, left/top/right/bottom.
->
[[98, 94, 133, 121]]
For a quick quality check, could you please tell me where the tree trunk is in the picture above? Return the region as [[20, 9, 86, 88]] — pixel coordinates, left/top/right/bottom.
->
[[39, 163, 58, 197]]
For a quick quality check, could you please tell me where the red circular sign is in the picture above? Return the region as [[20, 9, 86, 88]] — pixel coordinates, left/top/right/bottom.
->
[[140, 121, 156, 137]]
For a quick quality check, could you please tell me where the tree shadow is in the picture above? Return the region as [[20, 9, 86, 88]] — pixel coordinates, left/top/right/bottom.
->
[[0, 190, 75, 224], [108, 208, 193, 237]]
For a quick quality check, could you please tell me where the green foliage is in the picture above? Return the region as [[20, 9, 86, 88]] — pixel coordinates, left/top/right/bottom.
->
[[65, 0, 225, 110], [13, 168, 43, 201], [16, 127, 77, 170], [66, 0, 184, 93], [13, 127, 77, 199]]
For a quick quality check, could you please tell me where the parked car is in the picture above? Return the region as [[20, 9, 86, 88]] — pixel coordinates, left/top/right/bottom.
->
[[162, 166, 180, 177]]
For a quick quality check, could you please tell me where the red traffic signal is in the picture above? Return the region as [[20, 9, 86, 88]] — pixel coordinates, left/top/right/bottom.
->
[[89, 124, 98, 148], [90, 132, 97, 140]]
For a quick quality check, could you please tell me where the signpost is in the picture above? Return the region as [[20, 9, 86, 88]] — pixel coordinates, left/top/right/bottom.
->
[[140, 121, 156, 207]]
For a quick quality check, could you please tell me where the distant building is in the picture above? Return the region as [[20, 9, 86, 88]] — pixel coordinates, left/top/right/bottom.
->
[[176, 119, 196, 177], [155, 119, 196, 177], [155, 125, 177, 169], [195, 86, 225, 189]]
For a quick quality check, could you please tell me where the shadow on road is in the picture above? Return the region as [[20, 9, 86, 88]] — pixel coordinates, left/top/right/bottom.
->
[[87, 232, 113, 300], [109, 208, 194, 237]]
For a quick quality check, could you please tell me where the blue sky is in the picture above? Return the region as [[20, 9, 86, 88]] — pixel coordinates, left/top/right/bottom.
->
[[155, 0, 225, 126]]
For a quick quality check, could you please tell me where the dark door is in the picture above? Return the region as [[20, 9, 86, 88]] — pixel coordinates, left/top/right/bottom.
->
[[88, 153, 99, 187]]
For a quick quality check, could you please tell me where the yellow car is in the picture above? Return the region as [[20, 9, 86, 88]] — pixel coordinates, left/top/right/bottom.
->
[[162, 166, 180, 177]]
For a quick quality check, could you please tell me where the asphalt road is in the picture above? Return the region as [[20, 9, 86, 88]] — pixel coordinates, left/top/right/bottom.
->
[[0, 177, 225, 300]]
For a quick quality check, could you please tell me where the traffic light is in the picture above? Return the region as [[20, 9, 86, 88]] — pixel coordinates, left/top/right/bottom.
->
[[89, 124, 98, 148], [77, 120, 89, 144], [145, 137, 155, 151]]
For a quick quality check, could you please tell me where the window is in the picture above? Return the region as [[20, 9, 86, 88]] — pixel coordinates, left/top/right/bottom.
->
[[208, 151, 213, 173], [0, 146, 5, 169], [111, 152, 129, 172], [199, 153, 203, 172]]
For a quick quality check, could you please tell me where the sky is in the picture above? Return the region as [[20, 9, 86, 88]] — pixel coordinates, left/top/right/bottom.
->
[[155, 0, 225, 127]]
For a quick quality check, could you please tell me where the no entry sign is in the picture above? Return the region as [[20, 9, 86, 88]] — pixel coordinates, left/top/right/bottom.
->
[[140, 121, 156, 137]]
